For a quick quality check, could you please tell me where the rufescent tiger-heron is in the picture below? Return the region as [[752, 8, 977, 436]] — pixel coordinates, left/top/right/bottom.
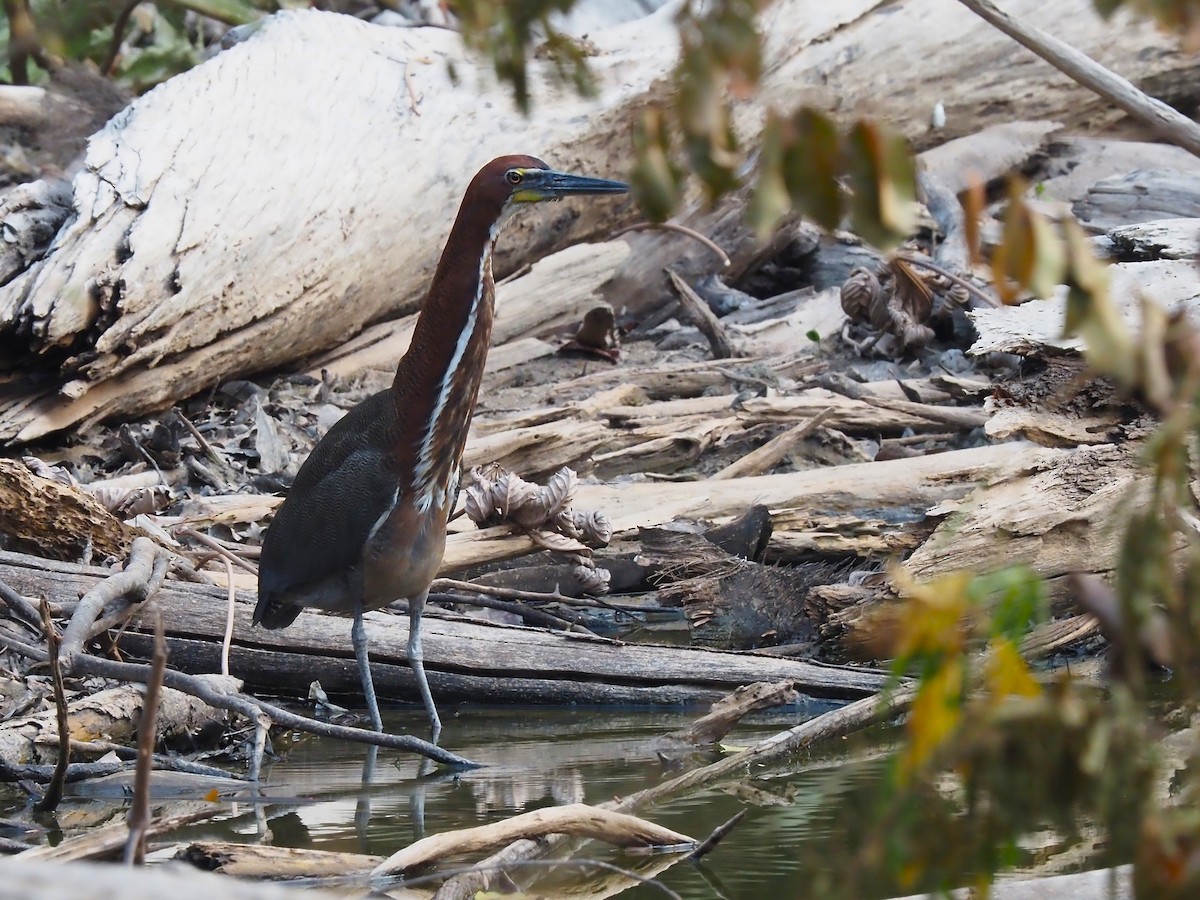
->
[[254, 155, 628, 738]]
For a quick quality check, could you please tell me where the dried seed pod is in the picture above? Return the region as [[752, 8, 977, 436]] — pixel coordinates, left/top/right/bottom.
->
[[841, 266, 882, 320], [463, 482, 496, 524], [573, 564, 611, 596], [529, 529, 591, 555], [541, 467, 578, 518], [575, 509, 613, 548]]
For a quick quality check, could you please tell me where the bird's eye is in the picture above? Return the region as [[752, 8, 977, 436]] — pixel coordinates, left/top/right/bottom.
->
[[506, 170, 523, 185]]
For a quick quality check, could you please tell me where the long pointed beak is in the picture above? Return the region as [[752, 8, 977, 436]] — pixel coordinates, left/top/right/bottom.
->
[[538, 170, 629, 198]]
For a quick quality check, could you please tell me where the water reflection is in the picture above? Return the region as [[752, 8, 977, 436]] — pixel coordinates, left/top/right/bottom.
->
[[0, 701, 891, 898]]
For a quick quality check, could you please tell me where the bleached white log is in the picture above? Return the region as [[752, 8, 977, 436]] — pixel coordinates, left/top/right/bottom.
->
[[1107, 218, 1200, 261], [0, 0, 1192, 443], [968, 260, 1200, 357]]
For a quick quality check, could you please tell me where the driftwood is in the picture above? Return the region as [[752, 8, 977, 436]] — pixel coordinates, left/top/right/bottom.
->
[[15, 808, 220, 862], [889, 866, 1131, 900], [0, 458, 138, 561], [442, 441, 1043, 572], [179, 843, 382, 879], [0, 858, 341, 900], [954, 0, 1200, 155], [1073, 170, 1200, 232], [1, 0, 1194, 443], [903, 443, 1156, 602], [920, 121, 1061, 194], [968, 260, 1200, 357], [1107, 218, 1200, 262], [374, 804, 694, 876], [463, 388, 989, 481], [0, 684, 227, 769], [659, 680, 800, 747], [1037, 138, 1200, 206]]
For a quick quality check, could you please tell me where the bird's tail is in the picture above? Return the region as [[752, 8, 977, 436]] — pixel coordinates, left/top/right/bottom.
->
[[252, 594, 304, 629]]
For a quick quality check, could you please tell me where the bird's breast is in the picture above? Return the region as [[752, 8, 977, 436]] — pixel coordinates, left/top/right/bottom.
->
[[360, 492, 449, 608]]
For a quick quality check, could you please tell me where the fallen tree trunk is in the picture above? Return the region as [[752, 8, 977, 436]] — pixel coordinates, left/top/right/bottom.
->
[[373, 804, 694, 876], [0, 550, 891, 706], [0, 0, 1192, 443]]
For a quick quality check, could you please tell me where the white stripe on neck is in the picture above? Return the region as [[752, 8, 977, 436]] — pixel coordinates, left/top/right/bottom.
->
[[411, 208, 510, 514]]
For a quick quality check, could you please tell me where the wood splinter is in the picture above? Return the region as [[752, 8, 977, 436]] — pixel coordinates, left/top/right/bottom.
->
[[667, 268, 740, 360]]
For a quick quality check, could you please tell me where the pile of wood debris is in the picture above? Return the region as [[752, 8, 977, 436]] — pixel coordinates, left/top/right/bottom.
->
[[0, 3, 1196, 894], [3, 118, 1193, 710]]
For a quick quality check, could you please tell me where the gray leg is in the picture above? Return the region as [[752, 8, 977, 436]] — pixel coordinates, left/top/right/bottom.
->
[[351, 602, 384, 733], [408, 589, 442, 740]]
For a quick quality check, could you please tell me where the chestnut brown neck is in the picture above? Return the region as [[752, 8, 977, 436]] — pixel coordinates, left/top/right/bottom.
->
[[387, 191, 507, 515]]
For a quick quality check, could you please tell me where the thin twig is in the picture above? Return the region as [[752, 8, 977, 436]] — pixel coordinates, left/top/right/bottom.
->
[[173, 409, 228, 470], [249, 716, 269, 784], [429, 591, 594, 634], [174, 526, 258, 575], [103, 0, 139, 75], [0, 578, 43, 632], [432, 577, 593, 606], [124, 610, 167, 866], [667, 268, 738, 360], [614, 222, 732, 268], [404, 60, 421, 115], [13, 750, 241, 782], [430, 578, 636, 620], [382, 857, 683, 899], [120, 426, 168, 487], [687, 810, 746, 862], [892, 252, 998, 308], [221, 558, 236, 677], [0, 630, 478, 770], [32, 599, 68, 814], [955, 0, 1200, 157]]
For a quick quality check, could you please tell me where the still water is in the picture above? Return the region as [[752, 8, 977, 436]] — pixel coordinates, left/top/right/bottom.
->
[[6, 701, 895, 898]]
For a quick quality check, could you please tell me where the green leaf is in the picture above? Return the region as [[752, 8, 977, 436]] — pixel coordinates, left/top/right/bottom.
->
[[746, 115, 789, 238], [165, 0, 264, 27], [806, 328, 821, 343], [631, 107, 683, 223], [780, 107, 843, 232], [969, 566, 1047, 644]]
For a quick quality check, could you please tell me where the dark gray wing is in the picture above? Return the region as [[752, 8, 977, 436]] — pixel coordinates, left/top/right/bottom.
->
[[255, 391, 399, 627]]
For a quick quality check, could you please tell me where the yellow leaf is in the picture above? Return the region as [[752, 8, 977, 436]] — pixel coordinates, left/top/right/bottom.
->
[[993, 183, 1065, 302], [901, 655, 963, 779], [781, 107, 843, 232], [962, 171, 986, 267], [984, 638, 1041, 699], [1061, 218, 1136, 385], [845, 120, 917, 249], [890, 570, 973, 658]]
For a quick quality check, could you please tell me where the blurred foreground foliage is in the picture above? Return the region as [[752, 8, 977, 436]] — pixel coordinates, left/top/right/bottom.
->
[[6, 0, 1200, 893], [1, 0, 267, 91], [809, 157, 1200, 891]]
